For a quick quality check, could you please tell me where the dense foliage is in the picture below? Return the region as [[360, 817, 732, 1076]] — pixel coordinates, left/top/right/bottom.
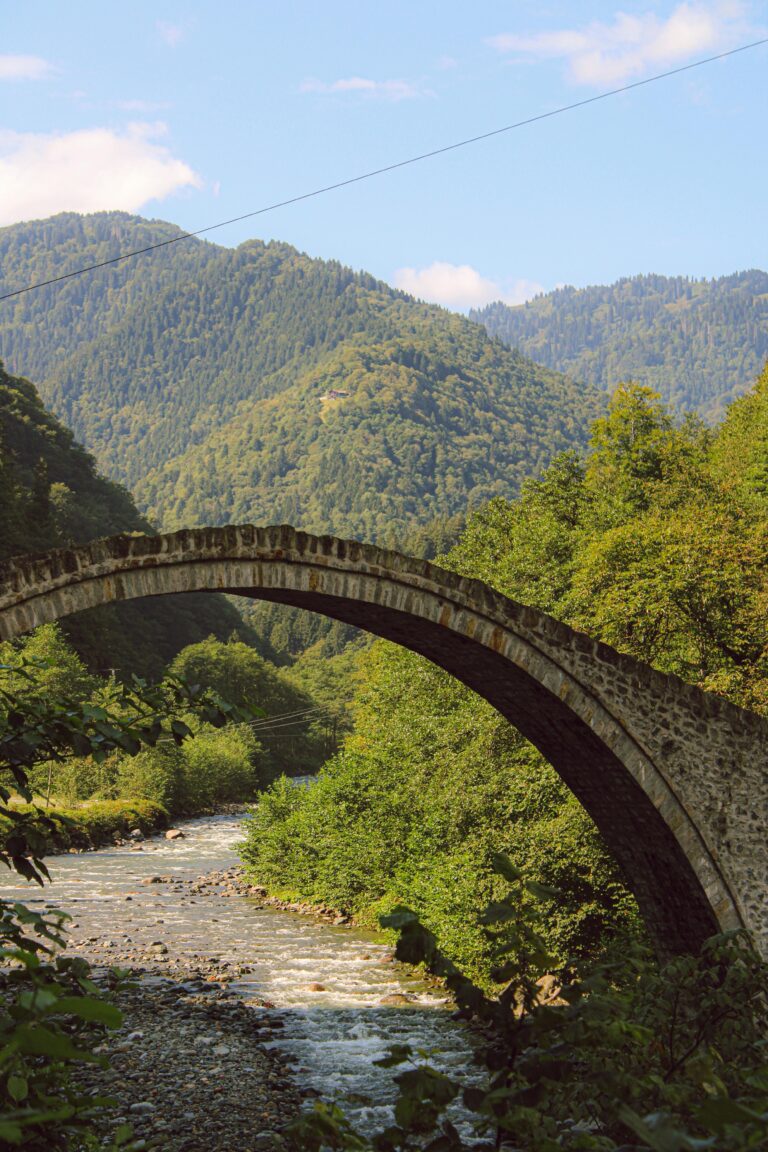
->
[[0, 626, 269, 820], [168, 636, 330, 779], [446, 374, 768, 710], [0, 362, 258, 679], [241, 650, 638, 985], [137, 332, 594, 544], [242, 373, 768, 987], [0, 212, 599, 544], [0, 363, 144, 557], [286, 638, 366, 736], [291, 874, 768, 1151], [472, 270, 768, 422], [0, 899, 126, 1150]]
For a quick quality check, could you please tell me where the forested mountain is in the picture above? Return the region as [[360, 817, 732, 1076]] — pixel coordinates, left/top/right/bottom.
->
[[135, 332, 593, 542], [0, 362, 256, 677], [0, 212, 600, 544], [471, 271, 768, 422]]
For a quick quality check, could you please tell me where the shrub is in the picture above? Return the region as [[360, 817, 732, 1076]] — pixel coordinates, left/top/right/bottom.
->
[[114, 743, 186, 810], [178, 725, 261, 811]]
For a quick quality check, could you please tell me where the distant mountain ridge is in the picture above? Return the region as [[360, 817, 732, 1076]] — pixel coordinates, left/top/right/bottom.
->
[[470, 271, 768, 422], [0, 212, 600, 545]]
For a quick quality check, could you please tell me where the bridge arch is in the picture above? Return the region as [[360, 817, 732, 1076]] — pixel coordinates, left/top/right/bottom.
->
[[0, 524, 765, 957]]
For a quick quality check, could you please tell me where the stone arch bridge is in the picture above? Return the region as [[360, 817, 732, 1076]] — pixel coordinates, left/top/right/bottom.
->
[[0, 524, 765, 958]]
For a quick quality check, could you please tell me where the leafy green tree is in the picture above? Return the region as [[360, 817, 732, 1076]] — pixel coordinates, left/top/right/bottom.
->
[[114, 723, 261, 812], [712, 360, 768, 504], [170, 637, 327, 778], [287, 638, 366, 734], [0, 625, 97, 705], [447, 381, 768, 710], [445, 451, 587, 616]]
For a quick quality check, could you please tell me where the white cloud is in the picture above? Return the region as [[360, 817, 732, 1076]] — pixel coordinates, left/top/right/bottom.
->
[[300, 76, 429, 101], [0, 123, 202, 226], [156, 20, 184, 47], [0, 54, 51, 81], [394, 262, 544, 311], [116, 98, 171, 112], [488, 2, 757, 86]]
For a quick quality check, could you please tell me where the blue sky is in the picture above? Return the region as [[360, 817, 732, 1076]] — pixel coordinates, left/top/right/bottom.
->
[[2, 1, 766, 309]]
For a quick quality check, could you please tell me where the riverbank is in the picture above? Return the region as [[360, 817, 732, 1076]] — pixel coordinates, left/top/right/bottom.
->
[[0, 799, 255, 856], [59, 864, 417, 1151], [73, 970, 301, 1152], [61, 864, 320, 1151], [0, 797, 169, 853]]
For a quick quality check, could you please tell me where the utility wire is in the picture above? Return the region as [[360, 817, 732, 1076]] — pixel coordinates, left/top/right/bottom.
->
[[253, 734, 326, 740], [1, 36, 766, 305], [244, 706, 326, 728], [152, 706, 330, 743], [247, 718, 326, 734]]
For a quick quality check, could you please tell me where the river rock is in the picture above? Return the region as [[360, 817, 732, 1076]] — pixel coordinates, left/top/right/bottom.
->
[[165, 829, 185, 840], [254, 1133, 286, 1150], [307, 982, 326, 992]]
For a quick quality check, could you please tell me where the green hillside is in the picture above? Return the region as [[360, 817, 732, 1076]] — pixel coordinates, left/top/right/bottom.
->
[[0, 362, 257, 677], [471, 271, 768, 422], [0, 362, 144, 556], [136, 330, 595, 542], [0, 212, 600, 543]]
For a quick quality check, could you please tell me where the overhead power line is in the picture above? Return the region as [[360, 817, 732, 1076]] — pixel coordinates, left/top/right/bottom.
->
[[247, 717, 326, 734], [1, 36, 766, 305], [151, 705, 331, 744], [244, 705, 326, 729]]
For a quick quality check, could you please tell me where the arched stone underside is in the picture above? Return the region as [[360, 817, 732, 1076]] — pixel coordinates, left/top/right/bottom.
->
[[0, 525, 765, 958]]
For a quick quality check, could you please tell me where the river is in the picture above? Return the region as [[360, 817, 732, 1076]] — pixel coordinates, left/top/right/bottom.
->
[[0, 813, 480, 1141]]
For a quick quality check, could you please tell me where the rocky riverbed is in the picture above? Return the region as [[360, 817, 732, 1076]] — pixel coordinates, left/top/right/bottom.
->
[[74, 970, 300, 1151], [2, 814, 479, 1146]]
